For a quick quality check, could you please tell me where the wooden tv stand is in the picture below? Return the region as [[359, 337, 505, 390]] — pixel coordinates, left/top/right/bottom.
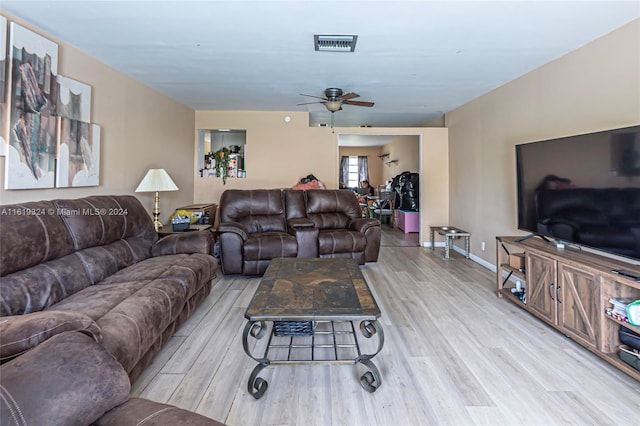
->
[[496, 236, 640, 381]]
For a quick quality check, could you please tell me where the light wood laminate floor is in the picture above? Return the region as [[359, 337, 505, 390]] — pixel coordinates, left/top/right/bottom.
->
[[132, 229, 639, 426]]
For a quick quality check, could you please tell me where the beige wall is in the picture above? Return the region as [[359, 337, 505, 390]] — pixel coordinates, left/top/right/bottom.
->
[[0, 13, 196, 224], [446, 19, 640, 265], [338, 146, 384, 188], [381, 135, 420, 183], [194, 111, 337, 203]]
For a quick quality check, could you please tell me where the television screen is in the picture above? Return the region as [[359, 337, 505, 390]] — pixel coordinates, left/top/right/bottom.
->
[[516, 125, 640, 261]]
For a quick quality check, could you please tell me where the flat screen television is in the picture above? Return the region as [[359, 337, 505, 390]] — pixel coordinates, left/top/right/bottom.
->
[[516, 125, 640, 262]]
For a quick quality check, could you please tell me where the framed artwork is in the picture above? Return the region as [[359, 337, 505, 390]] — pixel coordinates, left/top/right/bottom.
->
[[0, 16, 8, 156], [57, 75, 91, 123], [56, 119, 100, 187], [4, 22, 59, 189]]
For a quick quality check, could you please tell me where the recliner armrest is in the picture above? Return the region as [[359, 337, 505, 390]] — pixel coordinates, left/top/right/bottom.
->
[[217, 221, 249, 241], [349, 217, 380, 233], [151, 230, 215, 256], [287, 218, 316, 230]]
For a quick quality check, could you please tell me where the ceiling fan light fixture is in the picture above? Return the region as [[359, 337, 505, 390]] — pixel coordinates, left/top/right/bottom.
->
[[324, 100, 342, 112], [314, 35, 358, 52]]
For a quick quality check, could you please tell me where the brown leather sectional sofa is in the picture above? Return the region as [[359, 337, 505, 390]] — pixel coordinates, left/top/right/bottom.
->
[[0, 195, 224, 425], [218, 189, 381, 275]]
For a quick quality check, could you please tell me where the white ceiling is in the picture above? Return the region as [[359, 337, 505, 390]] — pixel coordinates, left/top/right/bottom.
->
[[3, 1, 639, 132]]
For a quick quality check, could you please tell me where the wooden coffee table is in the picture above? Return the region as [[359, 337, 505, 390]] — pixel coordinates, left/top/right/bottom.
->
[[242, 257, 384, 399]]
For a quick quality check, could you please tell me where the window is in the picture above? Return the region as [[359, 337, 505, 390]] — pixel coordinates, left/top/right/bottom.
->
[[347, 156, 359, 188]]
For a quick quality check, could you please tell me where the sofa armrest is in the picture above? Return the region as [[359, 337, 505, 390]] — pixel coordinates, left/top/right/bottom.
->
[[287, 218, 316, 230], [287, 220, 319, 258], [350, 218, 381, 263], [151, 230, 214, 256], [0, 331, 130, 426], [0, 311, 102, 362], [349, 217, 380, 233], [218, 221, 249, 241], [95, 397, 226, 426]]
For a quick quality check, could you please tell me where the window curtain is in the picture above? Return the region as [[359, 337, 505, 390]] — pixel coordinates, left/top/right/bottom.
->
[[358, 156, 369, 182], [340, 156, 349, 186]]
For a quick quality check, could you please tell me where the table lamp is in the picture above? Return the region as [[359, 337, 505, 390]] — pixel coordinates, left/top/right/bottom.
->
[[135, 169, 179, 231]]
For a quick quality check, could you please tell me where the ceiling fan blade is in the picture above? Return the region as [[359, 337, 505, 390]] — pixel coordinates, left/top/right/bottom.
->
[[340, 92, 360, 101], [342, 100, 375, 107], [300, 93, 327, 100], [297, 101, 325, 106]]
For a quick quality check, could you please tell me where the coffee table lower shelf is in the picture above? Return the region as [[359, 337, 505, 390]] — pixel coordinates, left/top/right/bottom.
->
[[242, 319, 384, 399]]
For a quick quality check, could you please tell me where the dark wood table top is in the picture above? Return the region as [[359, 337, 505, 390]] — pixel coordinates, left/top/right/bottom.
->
[[245, 258, 381, 322]]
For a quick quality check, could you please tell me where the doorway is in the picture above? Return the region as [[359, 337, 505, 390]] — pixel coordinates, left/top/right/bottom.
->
[[337, 133, 422, 239]]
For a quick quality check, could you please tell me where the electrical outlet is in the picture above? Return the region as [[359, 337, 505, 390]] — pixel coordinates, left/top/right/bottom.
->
[[481, 241, 486, 251]]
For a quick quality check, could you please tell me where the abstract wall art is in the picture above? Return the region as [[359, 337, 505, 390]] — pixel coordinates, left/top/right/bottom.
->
[[57, 75, 91, 123], [56, 119, 100, 187], [4, 22, 59, 189]]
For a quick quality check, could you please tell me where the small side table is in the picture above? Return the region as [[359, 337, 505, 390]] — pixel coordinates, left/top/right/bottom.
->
[[430, 226, 471, 259], [157, 224, 212, 238]]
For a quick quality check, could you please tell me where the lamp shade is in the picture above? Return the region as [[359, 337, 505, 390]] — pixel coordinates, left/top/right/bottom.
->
[[135, 169, 179, 192]]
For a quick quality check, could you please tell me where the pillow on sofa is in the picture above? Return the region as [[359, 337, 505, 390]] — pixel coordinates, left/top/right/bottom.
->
[[0, 331, 130, 426], [0, 310, 102, 361]]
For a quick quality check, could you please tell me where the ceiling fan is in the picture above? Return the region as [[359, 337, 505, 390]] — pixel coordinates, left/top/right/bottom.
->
[[298, 88, 375, 112]]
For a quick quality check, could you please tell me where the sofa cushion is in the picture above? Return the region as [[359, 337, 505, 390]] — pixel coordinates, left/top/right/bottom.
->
[[243, 232, 298, 261], [317, 230, 367, 255], [219, 189, 287, 233], [0, 311, 102, 361], [0, 331, 130, 426], [305, 190, 361, 230], [47, 281, 149, 319], [53, 195, 157, 251], [0, 200, 75, 277], [47, 254, 215, 373], [283, 189, 307, 220], [96, 278, 190, 373], [99, 254, 216, 300], [96, 397, 225, 426], [0, 237, 154, 316]]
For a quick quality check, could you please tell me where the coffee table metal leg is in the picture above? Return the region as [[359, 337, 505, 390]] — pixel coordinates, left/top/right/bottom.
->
[[247, 363, 269, 399], [430, 229, 435, 251], [242, 320, 271, 399], [358, 359, 382, 393], [356, 320, 384, 392]]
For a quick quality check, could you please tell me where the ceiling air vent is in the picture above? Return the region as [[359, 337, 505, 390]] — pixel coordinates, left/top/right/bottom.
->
[[314, 35, 358, 52]]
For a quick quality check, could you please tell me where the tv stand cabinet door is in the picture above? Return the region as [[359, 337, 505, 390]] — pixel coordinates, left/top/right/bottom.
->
[[526, 252, 557, 325], [557, 264, 600, 348]]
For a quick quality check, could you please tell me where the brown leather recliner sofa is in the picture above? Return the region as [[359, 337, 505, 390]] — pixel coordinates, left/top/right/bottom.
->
[[0, 195, 224, 425], [217, 189, 381, 275]]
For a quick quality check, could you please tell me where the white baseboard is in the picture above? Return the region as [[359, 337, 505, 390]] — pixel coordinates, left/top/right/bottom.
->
[[424, 241, 497, 272]]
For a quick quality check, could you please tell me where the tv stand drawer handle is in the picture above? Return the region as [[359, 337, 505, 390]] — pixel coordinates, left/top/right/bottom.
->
[[549, 283, 555, 300]]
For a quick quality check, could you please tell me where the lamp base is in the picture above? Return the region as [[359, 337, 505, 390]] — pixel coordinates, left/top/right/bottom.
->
[[152, 191, 162, 232]]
